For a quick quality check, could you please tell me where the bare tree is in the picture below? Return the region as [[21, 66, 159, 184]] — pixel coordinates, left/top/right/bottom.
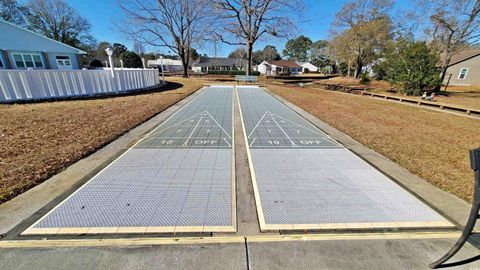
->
[[119, 0, 213, 77], [330, 0, 393, 78], [419, 0, 480, 84], [23, 0, 95, 48], [213, 0, 303, 75], [0, 0, 25, 26], [332, 0, 394, 30]]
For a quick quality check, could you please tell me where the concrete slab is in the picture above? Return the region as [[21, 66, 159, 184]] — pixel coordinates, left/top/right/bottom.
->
[[247, 238, 480, 269], [0, 243, 247, 270]]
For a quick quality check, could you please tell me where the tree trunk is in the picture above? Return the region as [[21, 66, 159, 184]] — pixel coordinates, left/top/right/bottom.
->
[[182, 61, 189, 78], [247, 42, 253, 76], [180, 51, 189, 78], [437, 64, 449, 91], [437, 55, 452, 91], [354, 60, 363, 79]]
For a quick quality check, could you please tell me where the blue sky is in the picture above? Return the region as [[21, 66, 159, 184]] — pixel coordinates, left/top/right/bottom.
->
[[33, 0, 411, 57]]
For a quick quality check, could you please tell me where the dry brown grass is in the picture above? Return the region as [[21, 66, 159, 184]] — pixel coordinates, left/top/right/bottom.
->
[[320, 77, 392, 91], [439, 85, 480, 110], [266, 83, 480, 202], [0, 77, 202, 204], [321, 77, 480, 110]]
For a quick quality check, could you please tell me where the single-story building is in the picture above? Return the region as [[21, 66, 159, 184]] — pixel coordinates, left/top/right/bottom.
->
[[257, 60, 302, 75], [0, 19, 86, 70], [296, 61, 319, 73], [442, 49, 480, 86], [147, 58, 184, 72], [192, 57, 247, 73]]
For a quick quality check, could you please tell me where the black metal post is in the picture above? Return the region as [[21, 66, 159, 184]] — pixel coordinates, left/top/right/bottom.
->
[[430, 148, 480, 268]]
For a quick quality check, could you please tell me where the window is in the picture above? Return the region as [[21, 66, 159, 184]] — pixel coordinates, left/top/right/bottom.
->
[[33, 55, 43, 67], [12, 53, 44, 69], [56, 55, 72, 70], [14, 54, 25, 68], [459, 68, 469, 80], [0, 57, 4, 68], [24, 54, 34, 68]]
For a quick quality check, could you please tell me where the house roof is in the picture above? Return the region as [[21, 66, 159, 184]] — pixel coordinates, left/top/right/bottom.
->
[[446, 49, 480, 66], [0, 19, 86, 54], [271, 60, 301, 68], [296, 61, 318, 67], [148, 58, 183, 66], [192, 57, 247, 67]]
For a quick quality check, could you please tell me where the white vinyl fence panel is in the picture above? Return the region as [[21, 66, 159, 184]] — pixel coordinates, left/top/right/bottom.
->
[[0, 69, 160, 102]]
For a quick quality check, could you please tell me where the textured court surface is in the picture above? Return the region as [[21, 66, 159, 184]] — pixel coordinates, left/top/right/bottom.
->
[[237, 86, 452, 231], [24, 86, 235, 235]]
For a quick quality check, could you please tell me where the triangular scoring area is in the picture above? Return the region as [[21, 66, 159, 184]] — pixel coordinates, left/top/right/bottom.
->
[[136, 111, 232, 148], [248, 111, 339, 148]]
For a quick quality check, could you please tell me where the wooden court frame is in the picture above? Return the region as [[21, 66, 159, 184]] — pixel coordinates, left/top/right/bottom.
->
[[236, 85, 455, 232], [22, 85, 237, 236]]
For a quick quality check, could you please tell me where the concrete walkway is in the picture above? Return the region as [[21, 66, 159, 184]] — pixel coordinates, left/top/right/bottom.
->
[[1, 237, 479, 269]]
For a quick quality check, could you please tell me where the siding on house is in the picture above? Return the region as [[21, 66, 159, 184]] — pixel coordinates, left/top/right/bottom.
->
[[256, 60, 303, 75], [192, 57, 247, 72], [0, 19, 85, 70], [444, 56, 480, 86], [148, 59, 184, 72], [297, 62, 319, 72], [46, 52, 81, 69]]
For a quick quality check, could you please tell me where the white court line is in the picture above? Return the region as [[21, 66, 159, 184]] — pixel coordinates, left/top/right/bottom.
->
[[250, 138, 257, 147], [247, 111, 269, 138], [248, 145, 340, 148], [223, 138, 232, 147], [274, 114, 332, 137], [271, 116, 297, 147], [182, 116, 203, 147], [205, 111, 232, 139], [139, 136, 231, 139], [148, 112, 204, 137]]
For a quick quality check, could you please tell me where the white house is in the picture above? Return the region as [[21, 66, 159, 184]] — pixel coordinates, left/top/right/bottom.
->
[[296, 62, 319, 73], [147, 58, 183, 72], [256, 60, 302, 75], [192, 57, 247, 73], [0, 19, 86, 70]]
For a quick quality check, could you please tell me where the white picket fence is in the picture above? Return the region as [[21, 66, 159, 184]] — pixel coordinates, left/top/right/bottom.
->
[[0, 68, 161, 102]]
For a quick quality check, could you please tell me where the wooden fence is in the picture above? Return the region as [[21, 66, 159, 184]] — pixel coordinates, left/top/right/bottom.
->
[[0, 68, 160, 102], [360, 91, 480, 117]]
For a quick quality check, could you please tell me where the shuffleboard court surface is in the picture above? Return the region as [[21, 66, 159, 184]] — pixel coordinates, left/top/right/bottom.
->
[[23, 86, 235, 235], [236, 86, 453, 231]]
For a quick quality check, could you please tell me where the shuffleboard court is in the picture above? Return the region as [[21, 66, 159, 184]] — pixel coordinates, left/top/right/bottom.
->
[[23, 86, 235, 235], [236, 85, 453, 231]]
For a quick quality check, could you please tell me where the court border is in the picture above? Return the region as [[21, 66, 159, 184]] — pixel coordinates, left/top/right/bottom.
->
[[236, 85, 455, 232], [0, 231, 461, 249], [22, 85, 237, 235]]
